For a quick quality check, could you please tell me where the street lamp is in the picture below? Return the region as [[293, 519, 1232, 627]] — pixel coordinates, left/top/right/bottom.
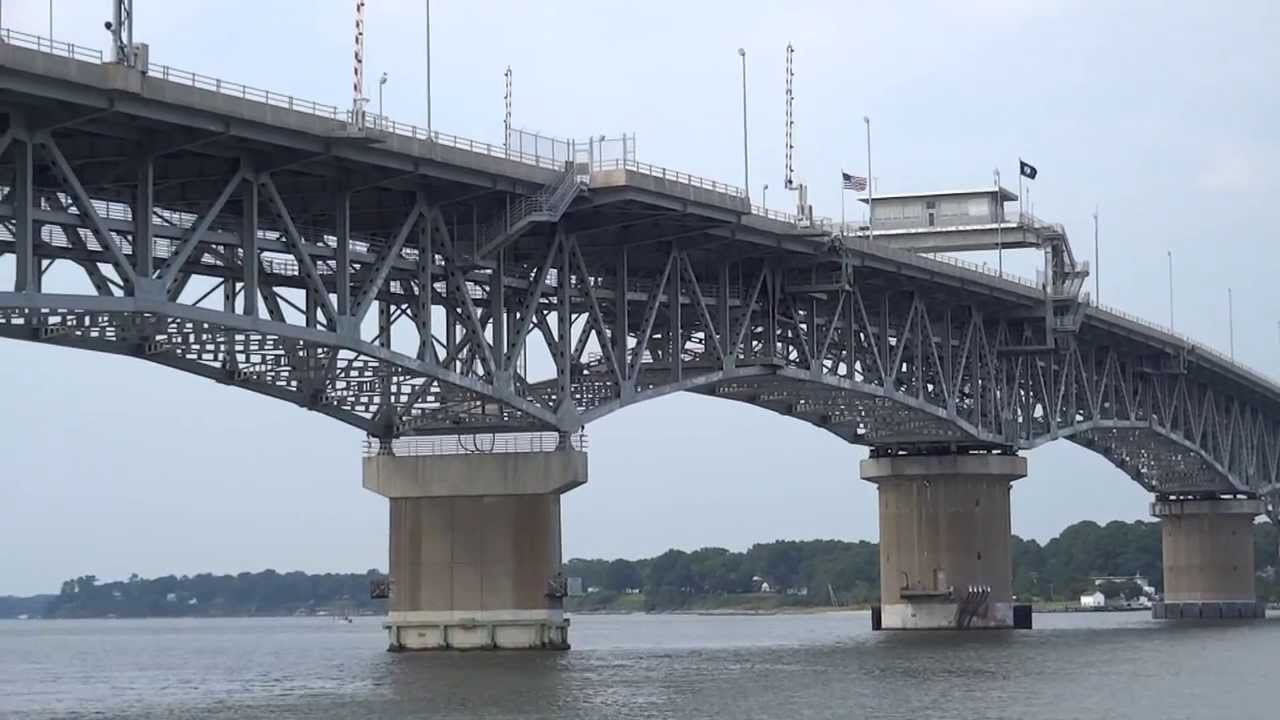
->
[[378, 72, 388, 118], [737, 48, 749, 201], [762, 183, 768, 212], [425, 0, 432, 134], [1228, 287, 1235, 360], [1167, 250, 1174, 330]]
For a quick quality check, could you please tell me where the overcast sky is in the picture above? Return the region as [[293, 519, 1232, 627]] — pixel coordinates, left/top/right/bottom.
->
[[2, 1, 1278, 595]]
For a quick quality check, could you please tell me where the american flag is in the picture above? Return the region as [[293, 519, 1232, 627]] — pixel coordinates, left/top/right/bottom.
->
[[842, 172, 868, 192]]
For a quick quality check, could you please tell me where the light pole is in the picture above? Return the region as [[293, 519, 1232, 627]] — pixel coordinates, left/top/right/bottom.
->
[[1093, 207, 1100, 303], [1228, 287, 1235, 360], [378, 72, 388, 118], [762, 183, 768, 212], [1167, 250, 1173, 330], [737, 47, 749, 201], [425, 0, 432, 134], [864, 116, 873, 244]]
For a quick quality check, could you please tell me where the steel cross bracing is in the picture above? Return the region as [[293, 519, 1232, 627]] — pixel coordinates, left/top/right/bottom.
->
[[1, 41, 1279, 520]]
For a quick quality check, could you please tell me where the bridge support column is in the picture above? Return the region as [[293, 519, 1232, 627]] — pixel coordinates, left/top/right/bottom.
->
[[1150, 497, 1265, 620], [363, 448, 587, 650], [861, 453, 1027, 630]]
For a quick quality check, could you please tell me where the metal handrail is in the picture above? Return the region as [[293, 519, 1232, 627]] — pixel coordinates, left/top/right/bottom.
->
[[838, 235, 1042, 290], [363, 431, 587, 456], [364, 113, 571, 171], [750, 205, 803, 224], [592, 158, 745, 197], [149, 64, 343, 118], [1086, 298, 1275, 383], [0, 28, 102, 62]]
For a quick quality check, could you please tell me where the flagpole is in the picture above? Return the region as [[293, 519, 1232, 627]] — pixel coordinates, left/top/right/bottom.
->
[[1018, 158, 1024, 246], [864, 116, 873, 244]]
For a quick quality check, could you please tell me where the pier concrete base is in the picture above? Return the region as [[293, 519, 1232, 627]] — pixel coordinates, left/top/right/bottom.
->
[[1151, 497, 1265, 620], [364, 449, 587, 650], [862, 453, 1027, 630]]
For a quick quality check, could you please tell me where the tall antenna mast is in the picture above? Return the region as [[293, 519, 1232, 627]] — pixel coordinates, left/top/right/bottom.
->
[[503, 66, 513, 155], [784, 43, 795, 190], [352, 0, 367, 129]]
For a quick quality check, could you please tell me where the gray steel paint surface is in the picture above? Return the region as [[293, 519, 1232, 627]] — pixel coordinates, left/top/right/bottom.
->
[[1, 41, 1278, 523]]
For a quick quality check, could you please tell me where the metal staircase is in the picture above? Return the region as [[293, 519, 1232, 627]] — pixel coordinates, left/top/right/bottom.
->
[[475, 170, 585, 258]]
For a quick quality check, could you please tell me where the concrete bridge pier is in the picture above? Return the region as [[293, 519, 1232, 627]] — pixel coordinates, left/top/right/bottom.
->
[[1151, 497, 1265, 620], [362, 446, 587, 650], [861, 453, 1027, 629]]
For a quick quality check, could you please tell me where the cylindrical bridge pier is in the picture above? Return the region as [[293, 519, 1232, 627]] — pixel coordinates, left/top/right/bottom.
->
[[861, 452, 1027, 630], [1151, 496, 1265, 620], [363, 434, 587, 650]]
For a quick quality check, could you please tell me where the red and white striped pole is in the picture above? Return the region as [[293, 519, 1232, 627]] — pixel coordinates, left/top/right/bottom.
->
[[352, 0, 366, 129]]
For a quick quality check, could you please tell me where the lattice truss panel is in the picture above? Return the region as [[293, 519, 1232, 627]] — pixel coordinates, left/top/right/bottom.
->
[[0, 119, 1277, 513]]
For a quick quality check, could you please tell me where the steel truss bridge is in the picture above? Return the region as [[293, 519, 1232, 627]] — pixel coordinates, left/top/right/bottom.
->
[[1, 29, 1277, 522]]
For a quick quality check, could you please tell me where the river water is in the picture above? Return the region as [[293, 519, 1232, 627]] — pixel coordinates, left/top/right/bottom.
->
[[1, 611, 1276, 719]]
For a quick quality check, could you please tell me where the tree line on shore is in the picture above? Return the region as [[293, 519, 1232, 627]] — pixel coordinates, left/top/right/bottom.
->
[[16, 570, 387, 619], [565, 519, 1280, 610], [3, 520, 1276, 618]]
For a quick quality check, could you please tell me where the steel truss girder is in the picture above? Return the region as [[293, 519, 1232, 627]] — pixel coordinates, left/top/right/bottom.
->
[[0, 104, 1277, 517]]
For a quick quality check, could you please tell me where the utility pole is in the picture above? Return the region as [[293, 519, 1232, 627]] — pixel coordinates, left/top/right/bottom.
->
[[737, 48, 749, 201], [995, 168, 1002, 275], [425, 0, 432, 134], [1167, 250, 1173, 330], [1228, 287, 1235, 360], [378, 72, 388, 117], [1093, 206, 1099, 303], [864, 116, 873, 244]]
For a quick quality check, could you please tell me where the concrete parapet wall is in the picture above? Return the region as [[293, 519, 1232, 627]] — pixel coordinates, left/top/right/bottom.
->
[[364, 450, 587, 498]]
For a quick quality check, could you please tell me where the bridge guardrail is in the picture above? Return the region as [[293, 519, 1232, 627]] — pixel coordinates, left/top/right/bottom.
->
[[592, 159, 745, 197], [149, 64, 343, 119], [1086, 299, 1275, 383], [0, 28, 102, 63], [363, 432, 587, 457], [364, 113, 571, 172], [749, 205, 804, 224]]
